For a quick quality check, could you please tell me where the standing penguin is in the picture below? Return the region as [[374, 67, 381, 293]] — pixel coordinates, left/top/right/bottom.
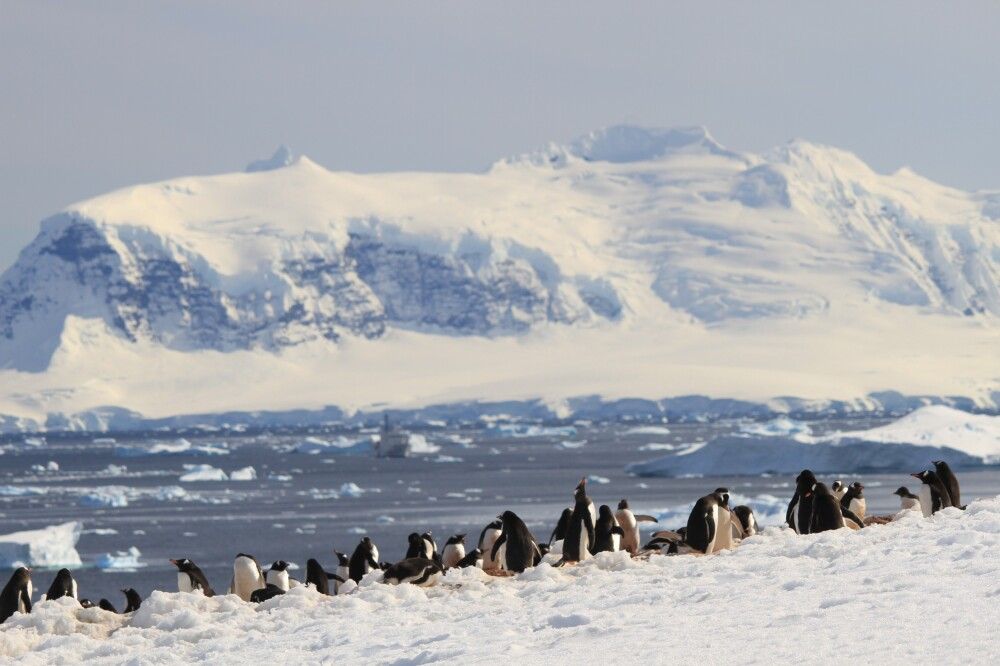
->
[[305, 558, 345, 595], [548, 508, 572, 546], [615, 499, 658, 555], [122, 588, 142, 613], [932, 461, 963, 509], [732, 505, 759, 537], [685, 492, 725, 554], [786, 470, 818, 535], [228, 553, 266, 601], [170, 558, 215, 596], [911, 470, 953, 516], [44, 568, 77, 601], [491, 511, 541, 573], [893, 487, 922, 512], [840, 482, 866, 521], [592, 505, 625, 554], [348, 537, 381, 582], [575, 477, 597, 526], [441, 534, 467, 569], [560, 480, 596, 563], [334, 552, 350, 594], [478, 519, 503, 570], [265, 560, 300, 592], [0, 567, 32, 624], [811, 482, 863, 532]]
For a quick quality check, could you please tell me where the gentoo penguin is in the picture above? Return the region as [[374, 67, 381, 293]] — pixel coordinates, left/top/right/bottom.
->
[[714, 487, 731, 507], [548, 508, 572, 546], [478, 519, 504, 570], [45, 568, 77, 601], [406, 533, 431, 560], [811, 482, 865, 532], [560, 479, 596, 563], [932, 461, 963, 509], [831, 480, 847, 502], [228, 553, 266, 601], [98, 598, 118, 613], [893, 486, 922, 512], [455, 548, 483, 569], [348, 537, 381, 582], [911, 470, 953, 516], [305, 558, 345, 595], [250, 584, 286, 603], [334, 552, 350, 593], [491, 511, 541, 572], [122, 588, 142, 613], [421, 532, 439, 563], [382, 558, 444, 587], [575, 477, 597, 526], [732, 505, 758, 537], [786, 469, 818, 535], [615, 499, 658, 555], [841, 482, 866, 521], [592, 504, 625, 554], [265, 560, 297, 592], [441, 534, 467, 569], [0, 567, 32, 624], [685, 491, 731, 554], [170, 558, 215, 596]]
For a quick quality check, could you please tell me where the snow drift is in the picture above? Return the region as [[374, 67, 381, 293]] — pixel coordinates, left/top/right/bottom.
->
[[1, 498, 998, 663]]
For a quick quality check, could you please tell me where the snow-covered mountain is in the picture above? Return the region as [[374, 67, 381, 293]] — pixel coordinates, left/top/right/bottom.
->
[[2, 125, 1000, 429]]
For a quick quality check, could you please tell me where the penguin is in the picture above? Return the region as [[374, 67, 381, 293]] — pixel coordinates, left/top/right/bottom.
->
[[893, 486, 922, 512], [732, 505, 758, 537], [932, 461, 963, 509], [841, 482, 866, 521], [478, 519, 503, 570], [250, 584, 286, 603], [348, 536, 381, 582], [122, 588, 142, 613], [615, 499, 658, 555], [44, 568, 77, 601], [405, 533, 429, 559], [559, 480, 596, 563], [382, 558, 444, 587], [911, 470, 953, 516], [305, 558, 345, 595], [575, 477, 597, 525], [334, 551, 350, 593], [0, 567, 32, 624], [811, 482, 850, 532], [265, 560, 297, 592], [491, 511, 541, 573], [170, 558, 215, 596], [685, 491, 726, 554], [831, 480, 847, 502], [455, 548, 484, 569], [441, 534, 467, 569], [592, 504, 626, 554], [228, 553, 266, 602], [98, 598, 118, 613], [714, 487, 731, 507], [79, 599, 96, 609], [548, 508, 572, 546], [786, 469, 818, 535], [421, 532, 439, 564]]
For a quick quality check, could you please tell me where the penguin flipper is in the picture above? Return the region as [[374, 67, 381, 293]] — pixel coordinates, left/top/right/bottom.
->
[[703, 512, 716, 554], [786, 492, 799, 529], [633, 515, 658, 523], [326, 573, 346, 583], [612, 526, 625, 536], [842, 507, 865, 529], [21, 589, 32, 614], [490, 531, 508, 561]]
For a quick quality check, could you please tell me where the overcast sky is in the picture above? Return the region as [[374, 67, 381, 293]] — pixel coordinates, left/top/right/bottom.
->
[[2, 1, 999, 270]]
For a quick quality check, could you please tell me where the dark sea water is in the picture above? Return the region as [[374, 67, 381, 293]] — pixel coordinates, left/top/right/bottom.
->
[[2, 418, 997, 605]]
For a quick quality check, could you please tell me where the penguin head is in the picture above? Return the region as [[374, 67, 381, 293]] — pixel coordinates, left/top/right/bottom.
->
[[850, 482, 864, 496], [713, 488, 730, 507], [911, 470, 937, 485], [831, 480, 843, 492], [498, 510, 518, 526], [617, 499, 629, 510], [795, 470, 818, 495], [269, 560, 290, 572], [446, 534, 466, 546], [598, 504, 614, 519], [893, 486, 910, 497], [10, 567, 31, 585], [55, 567, 72, 580], [170, 558, 195, 572], [79, 598, 96, 609], [335, 551, 349, 566], [407, 532, 423, 546], [574, 478, 587, 499]]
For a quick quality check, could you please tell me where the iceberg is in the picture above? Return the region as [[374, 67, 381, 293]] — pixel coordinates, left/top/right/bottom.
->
[[179, 464, 228, 482], [79, 486, 129, 508], [95, 546, 143, 571], [0, 521, 82, 568], [291, 436, 373, 456], [229, 466, 257, 481]]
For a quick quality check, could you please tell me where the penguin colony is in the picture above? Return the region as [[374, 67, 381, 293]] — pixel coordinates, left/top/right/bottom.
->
[[0, 461, 967, 624]]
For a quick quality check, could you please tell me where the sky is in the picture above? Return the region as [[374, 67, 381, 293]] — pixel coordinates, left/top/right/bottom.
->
[[2, 1, 999, 271]]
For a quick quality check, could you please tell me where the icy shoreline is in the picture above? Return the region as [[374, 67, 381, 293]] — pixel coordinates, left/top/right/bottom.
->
[[2, 497, 998, 664]]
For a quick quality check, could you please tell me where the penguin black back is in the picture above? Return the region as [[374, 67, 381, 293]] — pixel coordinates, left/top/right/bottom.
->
[[122, 588, 142, 613], [170, 558, 215, 597], [45, 568, 76, 601], [561, 483, 596, 562], [549, 508, 572, 545], [98, 598, 118, 613], [912, 470, 953, 513], [592, 504, 624, 554], [250, 583, 286, 603], [405, 533, 427, 560], [349, 536, 380, 582], [787, 469, 818, 534], [492, 510, 540, 572], [810, 483, 846, 533], [306, 558, 332, 595], [932, 461, 962, 508], [1, 567, 33, 624]]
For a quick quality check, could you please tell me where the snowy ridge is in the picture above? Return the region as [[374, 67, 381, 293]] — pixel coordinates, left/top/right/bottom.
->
[[2, 125, 1000, 424], [2, 498, 999, 663]]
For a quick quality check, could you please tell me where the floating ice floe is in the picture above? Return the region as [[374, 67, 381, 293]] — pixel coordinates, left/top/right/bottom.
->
[[559, 440, 586, 449], [291, 436, 373, 456], [95, 546, 143, 571], [268, 472, 293, 481], [115, 438, 229, 457], [489, 424, 578, 438], [0, 521, 82, 568], [433, 455, 463, 463], [179, 464, 228, 482], [79, 486, 129, 508], [338, 482, 365, 498], [407, 434, 441, 454], [0, 485, 48, 497], [229, 466, 257, 481], [624, 425, 671, 436], [29, 461, 60, 473], [587, 474, 611, 484]]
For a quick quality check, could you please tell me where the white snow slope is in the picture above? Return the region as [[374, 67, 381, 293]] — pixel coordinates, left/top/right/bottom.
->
[[2, 498, 999, 664], [2, 125, 1000, 426]]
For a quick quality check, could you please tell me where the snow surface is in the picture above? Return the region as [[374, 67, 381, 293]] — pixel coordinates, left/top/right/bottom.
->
[[0, 522, 82, 568], [3, 125, 1000, 428], [2, 498, 999, 663]]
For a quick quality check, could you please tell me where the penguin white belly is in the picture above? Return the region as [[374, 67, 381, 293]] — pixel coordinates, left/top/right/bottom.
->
[[371, 545, 380, 565], [746, 513, 758, 536], [901, 497, 921, 512], [481, 529, 501, 568], [705, 505, 720, 553], [616, 510, 639, 554], [178, 572, 193, 593], [790, 499, 801, 534], [231, 558, 263, 601], [71, 579, 78, 600], [713, 508, 733, 552], [335, 565, 348, 593], [442, 543, 465, 569], [588, 501, 596, 527], [266, 569, 289, 592], [849, 498, 866, 519], [19, 580, 33, 612], [578, 529, 592, 560], [918, 486, 933, 517]]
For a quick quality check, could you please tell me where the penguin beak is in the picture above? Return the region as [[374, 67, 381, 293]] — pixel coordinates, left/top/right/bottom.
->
[[910, 473, 921, 479], [169, 558, 179, 566]]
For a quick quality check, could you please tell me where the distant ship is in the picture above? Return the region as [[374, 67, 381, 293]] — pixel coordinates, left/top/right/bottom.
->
[[375, 414, 410, 458]]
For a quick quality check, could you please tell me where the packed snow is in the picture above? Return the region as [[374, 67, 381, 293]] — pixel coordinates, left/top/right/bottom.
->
[[1, 498, 998, 663], [0, 522, 82, 568]]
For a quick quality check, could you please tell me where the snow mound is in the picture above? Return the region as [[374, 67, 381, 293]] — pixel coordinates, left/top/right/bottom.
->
[[0, 521, 82, 568], [2, 498, 999, 662], [829, 406, 1000, 463], [95, 546, 143, 570], [179, 464, 228, 482]]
